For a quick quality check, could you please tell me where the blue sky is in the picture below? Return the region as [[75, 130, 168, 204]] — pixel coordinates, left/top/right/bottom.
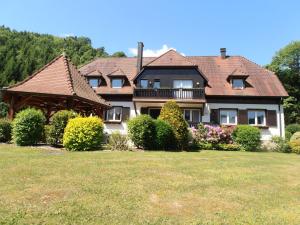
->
[[1, 0, 299, 65]]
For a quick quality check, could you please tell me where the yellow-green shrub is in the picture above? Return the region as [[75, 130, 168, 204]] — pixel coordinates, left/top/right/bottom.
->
[[289, 140, 300, 154], [63, 117, 103, 151], [159, 100, 189, 150]]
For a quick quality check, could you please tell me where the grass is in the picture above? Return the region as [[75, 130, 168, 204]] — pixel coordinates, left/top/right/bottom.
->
[[0, 144, 299, 225]]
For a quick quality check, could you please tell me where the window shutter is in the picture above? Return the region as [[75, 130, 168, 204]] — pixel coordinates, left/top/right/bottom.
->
[[267, 110, 277, 127], [210, 109, 219, 124], [122, 107, 130, 121], [140, 107, 148, 115], [238, 110, 248, 124]]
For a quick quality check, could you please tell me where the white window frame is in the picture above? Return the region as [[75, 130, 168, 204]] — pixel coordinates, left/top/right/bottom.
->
[[111, 78, 123, 88], [105, 107, 122, 122], [248, 110, 266, 126], [173, 80, 193, 89], [220, 109, 237, 125], [232, 79, 245, 89], [184, 109, 201, 123]]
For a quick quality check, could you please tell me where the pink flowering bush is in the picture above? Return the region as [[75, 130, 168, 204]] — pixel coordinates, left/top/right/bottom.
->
[[192, 124, 234, 145]]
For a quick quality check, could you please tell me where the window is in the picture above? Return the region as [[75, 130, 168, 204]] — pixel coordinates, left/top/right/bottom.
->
[[184, 109, 201, 123], [248, 110, 266, 126], [220, 109, 237, 125], [173, 80, 193, 88], [106, 107, 122, 121], [232, 79, 245, 89], [89, 78, 99, 88], [140, 79, 148, 88], [111, 79, 123, 88], [153, 80, 160, 89]]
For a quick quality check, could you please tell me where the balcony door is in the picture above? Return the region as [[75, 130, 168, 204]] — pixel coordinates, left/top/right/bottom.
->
[[173, 80, 193, 98]]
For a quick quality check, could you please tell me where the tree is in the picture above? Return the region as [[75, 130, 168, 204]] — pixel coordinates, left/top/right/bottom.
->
[[158, 100, 189, 150], [267, 41, 300, 124], [0, 26, 110, 87], [112, 51, 127, 57]]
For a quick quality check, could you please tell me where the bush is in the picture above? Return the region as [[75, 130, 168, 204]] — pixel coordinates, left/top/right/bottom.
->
[[154, 119, 175, 150], [289, 140, 300, 154], [285, 131, 292, 141], [232, 125, 261, 151], [106, 131, 130, 151], [269, 136, 291, 153], [47, 110, 78, 146], [290, 131, 300, 142], [0, 119, 12, 142], [198, 142, 213, 150], [127, 114, 156, 149], [159, 101, 189, 150], [285, 124, 300, 135], [217, 143, 241, 151], [63, 117, 103, 151], [12, 108, 46, 146]]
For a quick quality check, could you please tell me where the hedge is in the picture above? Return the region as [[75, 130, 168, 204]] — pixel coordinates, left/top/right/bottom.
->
[[127, 114, 156, 149], [63, 117, 104, 151], [12, 108, 46, 146], [232, 125, 261, 151], [0, 119, 12, 143]]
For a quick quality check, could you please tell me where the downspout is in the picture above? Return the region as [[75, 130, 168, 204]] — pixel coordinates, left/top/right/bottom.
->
[[278, 98, 282, 138]]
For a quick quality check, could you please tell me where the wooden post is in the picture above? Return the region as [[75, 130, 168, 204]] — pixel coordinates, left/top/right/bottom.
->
[[8, 95, 15, 120]]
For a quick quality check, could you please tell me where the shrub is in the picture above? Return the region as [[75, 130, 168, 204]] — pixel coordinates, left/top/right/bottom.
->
[[106, 131, 130, 151], [159, 100, 189, 150], [285, 124, 300, 135], [127, 114, 156, 149], [217, 143, 241, 151], [63, 117, 103, 151], [290, 131, 300, 142], [232, 125, 261, 151], [192, 124, 233, 145], [285, 131, 292, 141], [154, 119, 175, 150], [0, 119, 12, 142], [198, 142, 213, 150], [269, 136, 291, 153], [289, 140, 300, 154], [48, 110, 78, 146], [12, 108, 46, 146]]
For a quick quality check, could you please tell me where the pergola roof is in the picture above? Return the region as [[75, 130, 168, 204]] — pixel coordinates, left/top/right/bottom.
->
[[2, 54, 109, 119]]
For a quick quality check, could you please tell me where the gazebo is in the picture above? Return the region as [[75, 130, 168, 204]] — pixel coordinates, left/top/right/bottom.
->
[[2, 54, 110, 121]]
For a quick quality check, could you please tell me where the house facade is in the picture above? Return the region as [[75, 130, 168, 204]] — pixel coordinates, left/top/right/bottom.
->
[[80, 43, 288, 140]]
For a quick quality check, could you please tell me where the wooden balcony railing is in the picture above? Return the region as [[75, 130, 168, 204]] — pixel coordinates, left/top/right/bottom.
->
[[133, 88, 205, 99]]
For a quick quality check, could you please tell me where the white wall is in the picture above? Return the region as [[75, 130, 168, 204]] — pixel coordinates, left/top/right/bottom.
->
[[104, 101, 285, 140], [204, 103, 285, 141], [103, 101, 136, 135]]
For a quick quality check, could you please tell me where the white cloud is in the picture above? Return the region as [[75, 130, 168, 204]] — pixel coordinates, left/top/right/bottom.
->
[[128, 44, 185, 57]]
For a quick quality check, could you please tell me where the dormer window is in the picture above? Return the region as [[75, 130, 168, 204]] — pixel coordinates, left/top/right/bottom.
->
[[88, 78, 100, 88], [112, 78, 123, 88], [232, 79, 245, 89]]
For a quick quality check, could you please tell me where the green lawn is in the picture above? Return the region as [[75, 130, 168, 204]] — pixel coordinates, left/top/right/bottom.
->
[[0, 145, 299, 225]]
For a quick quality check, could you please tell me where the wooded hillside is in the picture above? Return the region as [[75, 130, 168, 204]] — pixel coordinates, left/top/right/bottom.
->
[[0, 26, 125, 87]]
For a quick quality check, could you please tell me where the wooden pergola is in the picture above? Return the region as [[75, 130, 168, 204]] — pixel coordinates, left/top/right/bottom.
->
[[2, 54, 110, 121]]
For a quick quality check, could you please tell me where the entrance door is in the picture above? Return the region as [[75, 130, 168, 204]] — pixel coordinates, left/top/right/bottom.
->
[[149, 108, 161, 119]]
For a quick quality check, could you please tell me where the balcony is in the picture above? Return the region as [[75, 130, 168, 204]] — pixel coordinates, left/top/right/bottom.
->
[[133, 88, 205, 102]]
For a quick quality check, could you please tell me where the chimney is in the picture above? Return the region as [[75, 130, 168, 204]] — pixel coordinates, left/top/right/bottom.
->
[[220, 48, 226, 59], [137, 42, 144, 72]]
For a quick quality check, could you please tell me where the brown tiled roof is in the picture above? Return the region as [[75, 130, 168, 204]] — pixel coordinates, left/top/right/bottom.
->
[[85, 69, 102, 76], [107, 68, 126, 77], [80, 53, 288, 97], [144, 49, 195, 67], [7, 54, 108, 106]]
